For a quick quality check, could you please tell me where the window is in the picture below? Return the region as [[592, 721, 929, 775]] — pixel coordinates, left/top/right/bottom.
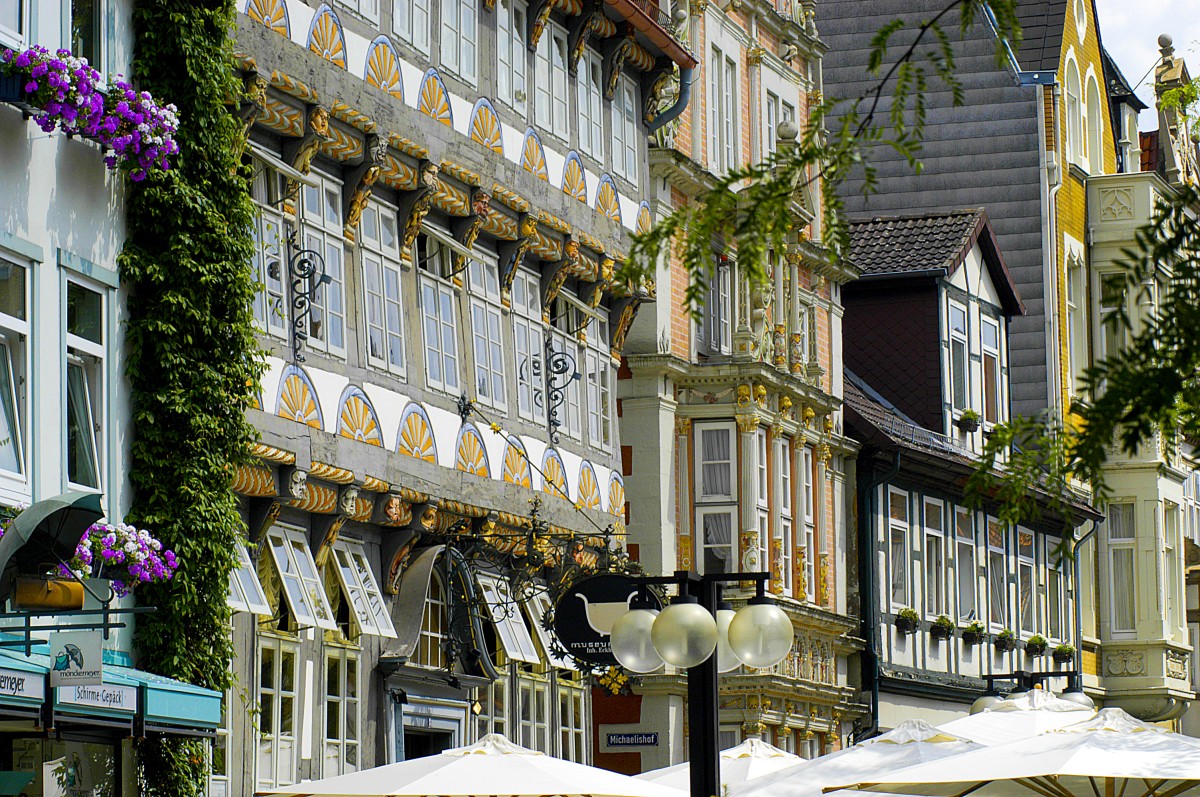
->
[[697, 507, 735, 575], [955, 508, 976, 621], [1099, 273, 1126, 363], [478, 573, 541, 664], [0, 257, 27, 481], [697, 424, 735, 501], [476, 662, 509, 739], [535, 23, 569, 138], [0, 0, 24, 47], [66, 281, 104, 491], [332, 539, 398, 638], [584, 319, 614, 450], [777, 439, 793, 596], [361, 201, 406, 376], [513, 268, 544, 423], [888, 489, 909, 609], [227, 542, 271, 616], [1016, 529, 1035, 634], [265, 526, 337, 631], [756, 509, 770, 576], [394, 0, 430, 52], [1166, 502, 1182, 636], [557, 673, 587, 763], [518, 671, 550, 751], [981, 317, 1001, 425], [578, 52, 605, 161], [441, 0, 478, 83], [1065, 62, 1082, 166], [802, 446, 815, 601], [71, 0, 102, 70], [497, 0, 528, 112], [548, 313, 581, 440], [1047, 540, 1064, 640], [209, 689, 232, 797], [258, 636, 299, 788], [708, 47, 738, 173], [468, 258, 507, 411], [417, 231, 461, 393], [614, 76, 639, 182], [987, 519, 1007, 627], [342, 0, 380, 20], [924, 499, 945, 617], [324, 649, 360, 776], [949, 302, 968, 412], [416, 574, 449, 669], [756, 428, 769, 508], [1065, 257, 1085, 395], [1107, 503, 1135, 633], [301, 174, 346, 356], [1086, 76, 1103, 174], [250, 164, 289, 338], [700, 257, 731, 355], [765, 91, 779, 155]]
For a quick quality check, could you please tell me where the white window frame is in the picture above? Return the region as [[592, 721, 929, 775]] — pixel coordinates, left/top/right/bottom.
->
[[257, 635, 300, 789], [1107, 502, 1136, 635], [339, 0, 380, 22], [497, 0, 528, 112], [556, 673, 587, 763], [955, 507, 976, 621], [0, 254, 28, 491], [614, 75, 639, 182], [887, 487, 909, 610], [696, 505, 736, 576], [332, 538, 398, 638], [1065, 60, 1082, 167], [1166, 501, 1183, 639], [701, 257, 732, 356], [1065, 255, 1085, 395], [777, 438, 793, 596], [393, 0, 431, 53], [578, 51, 605, 163], [802, 446, 815, 601], [209, 687, 232, 797], [227, 542, 271, 616], [584, 323, 614, 451], [948, 301, 968, 413], [0, 0, 26, 48], [765, 90, 779, 155], [478, 573, 541, 664], [250, 161, 290, 339], [416, 573, 449, 669], [301, 172, 347, 357], [361, 200, 407, 378], [418, 227, 462, 394], [981, 315, 1002, 426], [534, 22, 569, 139], [1046, 538, 1065, 641], [65, 278, 106, 493], [549, 325, 582, 440], [323, 646, 361, 776], [755, 428, 769, 509], [696, 422, 736, 502], [440, 0, 478, 84], [513, 268, 544, 423], [1016, 527, 1036, 635], [708, 46, 738, 174], [468, 257, 507, 411], [265, 525, 337, 631], [1086, 74, 1103, 174], [70, 0, 105, 75], [923, 498, 945, 618], [986, 518, 1007, 629]]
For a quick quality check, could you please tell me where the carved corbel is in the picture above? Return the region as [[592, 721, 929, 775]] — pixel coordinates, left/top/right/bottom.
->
[[541, 239, 579, 320], [398, 160, 441, 266], [342, 134, 387, 242], [313, 485, 359, 568], [608, 295, 643, 357], [451, 188, 492, 276], [245, 497, 282, 559], [602, 25, 636, 101], [282, 105, 331, 205], [499, 214, 539, 300], [582, 257, 614, 309], [567, 0, 601, 74], [237, 73, 268, 156], [279, 466, 310, 505], [641, 59, 675, 126], [527, 0, 555, 50], [381, 529, 422, 595]]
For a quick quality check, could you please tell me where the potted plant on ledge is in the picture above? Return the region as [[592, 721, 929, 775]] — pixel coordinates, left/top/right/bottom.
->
[[962, 620, 986, 647], [1024, 634, 1048, 657], [994, 628, 1017, 652], [930, 614, 955, 641], [1052, 643, 1076, 664], [894, 608, 921, 635], [956, 409, 981, 433]]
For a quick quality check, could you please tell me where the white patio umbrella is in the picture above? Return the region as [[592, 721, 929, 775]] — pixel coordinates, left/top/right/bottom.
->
[[937, 688, 1095, 747], [637, 738, 802, 790], [832, 708, 1200, 797], [733, 721, 980, 797], [258, 734, 690, 797]]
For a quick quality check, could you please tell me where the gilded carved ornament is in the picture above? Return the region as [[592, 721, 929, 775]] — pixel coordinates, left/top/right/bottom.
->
[[736, 414, 761, 433], [753, 383, 768, 408], [675, 418, 692, 435], [802, 405, 815, 428], [736, 384, 753, 408], [400, 161, 441, 265], [779, 395, 793, 417]]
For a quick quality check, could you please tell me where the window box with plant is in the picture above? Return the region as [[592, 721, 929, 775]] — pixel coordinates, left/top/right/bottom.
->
[[894, 607, 921, 635], [930, 614, 955, 640], [1024, 634, 1048, 657], [1052, 643, 1076, 664], [961, 620, 986, 646], [956, 409, 981, 433], [994, 628, 1017, 652]]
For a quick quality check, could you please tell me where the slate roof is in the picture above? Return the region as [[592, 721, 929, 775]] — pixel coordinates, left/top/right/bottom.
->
[[1102, 45, 1149, 110], [1013, 0, 1067, 73]]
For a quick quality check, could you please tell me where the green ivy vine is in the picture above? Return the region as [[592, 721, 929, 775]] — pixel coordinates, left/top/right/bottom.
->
[[118, 2, 261, 794]]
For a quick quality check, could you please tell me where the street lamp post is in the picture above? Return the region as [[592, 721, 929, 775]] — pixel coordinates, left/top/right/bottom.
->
[[969, 669, 1093, 714], [609, 571, 794, 797]]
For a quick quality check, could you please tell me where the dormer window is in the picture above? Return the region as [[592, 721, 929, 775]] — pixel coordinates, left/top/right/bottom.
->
[[948, 302, 968, 411]]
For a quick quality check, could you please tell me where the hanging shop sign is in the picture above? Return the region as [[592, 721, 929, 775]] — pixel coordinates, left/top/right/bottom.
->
[[57, 683, 137, 714], [48, 631, 103, 687], [553, 574, 661, 666]]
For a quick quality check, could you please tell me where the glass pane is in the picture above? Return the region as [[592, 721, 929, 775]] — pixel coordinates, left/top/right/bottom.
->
[[281, 650, 295, 691], [71, 0, 101, 68], [281, 695, 294, 734], [1112, 548, 1135, 630], [0, 260, 25, 321], [0, 2, 19, 33], [326, 700, 339, 739], [261, 647, 275, 688], [327, 657, 340, 696], [66, 362, 98, 487], [890, 492, 907, 522], [67, 282, 103, 343], [0, 341, 21, 474]]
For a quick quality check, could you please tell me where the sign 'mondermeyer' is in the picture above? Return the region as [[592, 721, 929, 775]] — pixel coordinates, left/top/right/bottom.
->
[[48, 631, 103, 688]]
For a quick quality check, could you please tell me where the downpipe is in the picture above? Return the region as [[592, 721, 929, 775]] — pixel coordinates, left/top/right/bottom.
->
[[646, 67, 694, 134]]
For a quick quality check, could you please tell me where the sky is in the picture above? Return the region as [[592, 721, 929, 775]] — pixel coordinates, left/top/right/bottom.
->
[[1093, 0, 1200, 129]]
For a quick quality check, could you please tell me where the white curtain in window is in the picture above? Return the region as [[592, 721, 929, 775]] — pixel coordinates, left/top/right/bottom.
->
[[701, 428, 731, 496]]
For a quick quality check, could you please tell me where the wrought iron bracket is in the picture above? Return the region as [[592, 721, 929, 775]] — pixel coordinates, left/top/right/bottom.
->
[[284, 230, 332, 363], [544, 332, 581, 443]]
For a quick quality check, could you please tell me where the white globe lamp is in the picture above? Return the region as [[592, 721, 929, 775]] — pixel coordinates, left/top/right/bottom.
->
[[609, 609, 662, 673], [714, 603, 741, 673], [727, 594, 793, 668], [651, 595, 718, 668]]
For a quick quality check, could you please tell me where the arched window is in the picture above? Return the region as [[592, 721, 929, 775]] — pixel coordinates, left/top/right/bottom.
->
[[1086, 75, 1103, 174], [415, 574, 448, 669], [1065, 62, 1082, 166]]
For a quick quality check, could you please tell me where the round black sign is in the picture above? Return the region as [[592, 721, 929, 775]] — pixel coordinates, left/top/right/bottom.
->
[[553, 574, 662, 666]]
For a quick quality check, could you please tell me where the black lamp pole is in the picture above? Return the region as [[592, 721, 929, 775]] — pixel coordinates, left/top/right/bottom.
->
[[631, 570, 772, 797]]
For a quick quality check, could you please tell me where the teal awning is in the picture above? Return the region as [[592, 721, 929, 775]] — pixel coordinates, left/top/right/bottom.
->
[[0, 647, 220, 734]]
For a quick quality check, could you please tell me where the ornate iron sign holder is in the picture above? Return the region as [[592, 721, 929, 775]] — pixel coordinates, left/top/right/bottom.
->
[[284, 230, 332, 363], [544, 333, 580, 443]]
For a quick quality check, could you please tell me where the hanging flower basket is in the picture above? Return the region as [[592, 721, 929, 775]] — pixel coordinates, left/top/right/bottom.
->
[[994, 629, 1017, 653], [956, 411, 981, 433], [59, 521, 178, 597], [1052, 644, 1076, 664], [1024, 635, 1048, 657], [893, 608, 920, 635], [930, 615, 955, 641], [961, 622, 986, 647], [12, 575, 84, 610]]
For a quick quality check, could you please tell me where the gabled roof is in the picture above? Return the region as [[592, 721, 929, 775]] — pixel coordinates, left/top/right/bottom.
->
[[1101, 46, 1149, 111], [845, 209, 1025, 317], [1013, 0, 1068, 73]]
